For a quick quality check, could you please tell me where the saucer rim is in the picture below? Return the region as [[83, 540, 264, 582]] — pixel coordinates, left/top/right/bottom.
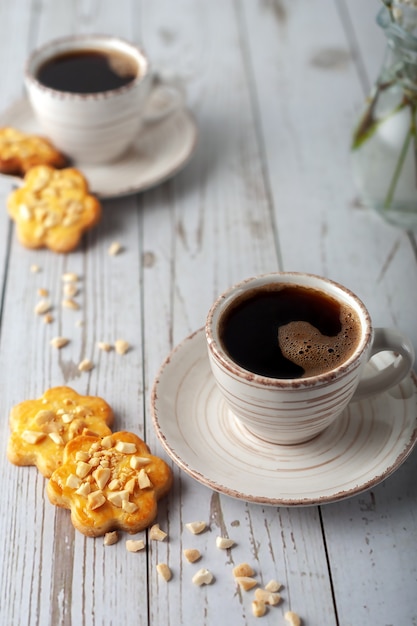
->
[[151, 327, 417, 507], [0, 96, 198, 199]]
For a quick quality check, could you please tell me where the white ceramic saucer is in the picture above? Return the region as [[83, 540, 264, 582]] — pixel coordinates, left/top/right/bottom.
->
[[151, 328, 417, 506], [0, 94, 197, 198]]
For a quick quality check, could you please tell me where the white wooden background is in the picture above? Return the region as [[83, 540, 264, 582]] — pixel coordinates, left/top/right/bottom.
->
[[0, 1, 416, 625]]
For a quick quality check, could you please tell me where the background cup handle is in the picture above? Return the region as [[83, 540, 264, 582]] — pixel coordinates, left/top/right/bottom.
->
[[352, 327, 415, 401], [143, 72, 184, 123]]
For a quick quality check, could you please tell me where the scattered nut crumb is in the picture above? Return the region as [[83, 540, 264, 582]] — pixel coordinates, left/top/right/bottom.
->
[[183, 549, 201, 563], [185, 521, 207, 535], [254, 588, 281, 606], [30, 264, 41, 273], [76, 319, 84, 327], [126, 539, 145, 553], [156, 563, 172, 582], [108, 241, 123, 256], [252, 600, 266, 618], [115, 339, 130, 355], [37, 288, 48, 297], [216, 536, 235, 550], [233, 563, 254, 578], [235, 576, 258, 591], [43, 313, 53, 324], [98, 341, 112, 352], [34, 299, 52, 315], [62, 272, 79, 283], [104, 531, 119, 546], [285, 611, 302, 626], [62, 298, 80, 310], [50, 336, 70, 349], [63, 283, 78, 297], [265, 579, 282, 593], [149, 524, 167, 542], [192, 568, 213, 586], [78, 359, 94, 372]]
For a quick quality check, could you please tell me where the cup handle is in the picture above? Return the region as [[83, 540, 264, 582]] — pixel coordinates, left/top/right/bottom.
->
[[352, 328, 415, 401], [143, 73, 184, 124]]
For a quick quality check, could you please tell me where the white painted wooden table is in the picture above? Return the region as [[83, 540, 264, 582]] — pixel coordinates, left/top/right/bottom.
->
[[0, 1, 416, 625]]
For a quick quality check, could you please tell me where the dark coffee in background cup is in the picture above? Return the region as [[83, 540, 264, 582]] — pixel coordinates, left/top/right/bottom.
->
[[219, 284, 362, 379], [36, 49, 139, 94]]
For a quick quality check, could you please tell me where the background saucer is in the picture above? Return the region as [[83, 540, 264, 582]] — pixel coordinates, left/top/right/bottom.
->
[[0, 96, 197, 198], [151, 328, 417, 506]]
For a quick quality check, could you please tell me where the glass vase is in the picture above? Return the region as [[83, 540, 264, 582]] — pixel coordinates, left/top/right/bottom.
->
[[351, 6, 417, 229]]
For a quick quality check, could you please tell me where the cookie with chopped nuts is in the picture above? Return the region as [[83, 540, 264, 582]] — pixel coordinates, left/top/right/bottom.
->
[[46, 431, 173, 537], [0, 127, 67, 176], [7, 386, 113, 478], [7, 165, 101, 252]]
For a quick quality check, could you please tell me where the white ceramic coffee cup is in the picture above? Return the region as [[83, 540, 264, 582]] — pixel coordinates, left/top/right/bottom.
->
[[24, 35, 178, 164], [205, 272, 415, 445]]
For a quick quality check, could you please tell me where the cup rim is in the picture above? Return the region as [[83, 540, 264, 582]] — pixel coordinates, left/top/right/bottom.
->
[[24, 33, 149, 100], [205, 271, 373, 388]]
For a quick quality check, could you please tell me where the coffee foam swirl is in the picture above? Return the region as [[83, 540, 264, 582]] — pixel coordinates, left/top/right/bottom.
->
[[278, 308, 360, 378]]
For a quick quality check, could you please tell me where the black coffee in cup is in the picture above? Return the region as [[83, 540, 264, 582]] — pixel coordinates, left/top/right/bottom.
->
[[219, 284, 362, 379], [36, 49, 139, 94]]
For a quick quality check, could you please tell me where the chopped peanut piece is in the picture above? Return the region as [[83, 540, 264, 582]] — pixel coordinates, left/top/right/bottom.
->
[[43, 313, 54, 324], [76, 461, 92, 479], [97, 341, 112, 352], [21, 430, 46, 444], [192, 568, 213, 586], [138, 468, 152, 489], [50, 336, 70, 349], [93, 467, 111, 490], [76, 482, 91, 497], [108, 241, 123, 256], [101, 435, 113, 449], [233, 563, 255, 578], [185, 521, 207, 535], [156, 563, 172, 582], [34, 410, 55, 425], [62, 298, 80, 310], [104, 531, 119, 546], [115, 339, 130, 355], [34, 299, 52, 315], [126, 539, 145, 552], [252, 600, 266, 618], [30, 264, 41, 273], [235, 577, 258, 591], [216, 536, 235, 549], [87, 490, 106, 510], [107, 490, 129, 507], [48, 432, 64, 445], [183, 548, 201, 563], [125, 478, 136, 494], [115, 441, 137, 454], [78, 359, 94, 372], [130, 455, 151, 469], [63, 283, 78, 298], [254, 588, 281, 606], [62, 272, 79, 283], [122, 500, 139, 514], [265, 579, 282, 593], [66, 474, 82, 489], [285, 611, 302, 626], [149, 524, 167, 541]]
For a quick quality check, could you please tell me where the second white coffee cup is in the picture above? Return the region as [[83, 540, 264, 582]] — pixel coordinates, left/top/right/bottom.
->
[[25, 35, 157, 164]]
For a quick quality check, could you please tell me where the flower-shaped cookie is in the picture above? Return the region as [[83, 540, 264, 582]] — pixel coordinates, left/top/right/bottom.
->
[[7, 386, 113, 478], [0, 127, 67, 176], [7, 165, 101, 252], [47, 431, 173, 537]]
